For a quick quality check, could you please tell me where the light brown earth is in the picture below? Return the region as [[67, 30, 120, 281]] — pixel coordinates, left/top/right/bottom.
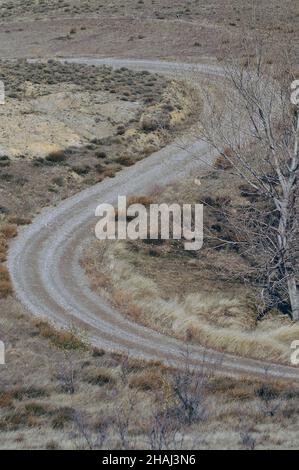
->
[[0, 1, 298, 62]]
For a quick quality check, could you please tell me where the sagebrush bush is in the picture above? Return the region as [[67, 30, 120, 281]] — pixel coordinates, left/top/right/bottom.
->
[[45, 150, 66, 164]]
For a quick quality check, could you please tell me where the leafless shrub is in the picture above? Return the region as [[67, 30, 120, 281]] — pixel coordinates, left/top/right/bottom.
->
[[255, 370, 284, 417], [56, 352, 77, 394], [240, 428, 256, 450], [147, 409, 185, 450], [112, 392, 138, 450], [72, 411, 108, 450], [170, 350, 211, 425]]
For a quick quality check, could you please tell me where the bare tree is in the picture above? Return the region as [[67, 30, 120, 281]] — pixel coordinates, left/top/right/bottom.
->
[[199, 38, 299, 319]]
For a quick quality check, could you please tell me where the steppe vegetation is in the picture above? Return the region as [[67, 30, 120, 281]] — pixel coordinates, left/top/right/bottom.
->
[[0, 0, 298, 450], [83, 166, 299, 364], [0, 60, 197, 217], [0, 59, 197, 306], [83, 37, 299, 366], [1, 301, 299, 449]]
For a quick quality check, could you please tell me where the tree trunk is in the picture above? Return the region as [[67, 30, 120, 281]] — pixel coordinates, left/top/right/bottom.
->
[[288, 276, 299, 321], [276, 195, 298, 320]]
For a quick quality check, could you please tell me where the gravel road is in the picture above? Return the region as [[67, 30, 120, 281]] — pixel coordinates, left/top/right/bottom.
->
[[8, 59, 299, 382]]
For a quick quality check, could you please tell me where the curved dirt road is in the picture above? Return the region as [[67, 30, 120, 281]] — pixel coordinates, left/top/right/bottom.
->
[[8, 59, 299, 382]]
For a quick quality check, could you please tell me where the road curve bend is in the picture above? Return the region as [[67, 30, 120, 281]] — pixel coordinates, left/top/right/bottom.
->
[[8, 58, 299, 382]]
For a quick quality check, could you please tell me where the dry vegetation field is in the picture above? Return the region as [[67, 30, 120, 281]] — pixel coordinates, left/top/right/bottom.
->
[[83, 160, 299, 365], [0, 0, 298, 450], [0, 58, 197, 302], [0, 1, 297, 61], [1, 296, 299, 449]]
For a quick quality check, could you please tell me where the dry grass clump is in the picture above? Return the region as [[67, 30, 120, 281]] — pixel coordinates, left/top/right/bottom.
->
[[0, 225, 17, 239], [6, 216, 31, 226], [114, 154, 135, 167], [51, 407, 75, 430], [214, 153, 234, 170], [46, 440, 60, 450], [0, 400, 74, 432], [33, 320, 86, 351], [45, 150, 67, 164], [129, 370, 165, 391], [127, 196, 154, 206], [0, 238, 7, 262], [83, 366, 117, 387], [0, 392, 14, 409], [102, 166, 121, 178], [0, 214, 31, 298], [0, 265, 10, 282], [0, 266, 12, 298]]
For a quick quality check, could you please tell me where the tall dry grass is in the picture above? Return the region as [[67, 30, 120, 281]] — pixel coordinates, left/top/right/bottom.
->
[[84, 240, 299, 364]]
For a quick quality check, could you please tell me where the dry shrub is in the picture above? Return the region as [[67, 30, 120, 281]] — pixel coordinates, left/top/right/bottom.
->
[[115, 154, 135, 167], [0, 238, 8, 250], [11, 386, 49, 401], [0, 279, 12, 298], [92, 347, 105, 358], [34, 321, 86, 351], [0, 412, 28, 431], [255, 381, 287, 401], [46, 440, 60, 450], [127, 195, 154, 206], [84, 367, 117, 387], [24, 402, 49, 417], [95, 151, 107, 159], [7, 215, 31, 226], [0, 224, 17, 238], [103, 168, 118, 178], [0, 265, 9, 281], [45, 150, 66, 163], [0, 237, 8, 262], [214, 154, 233, 170], [129, 370, 165, 391], [0, 391, 14, 408], [0, 238, 7, 262], [0, 402, 50, 431], [51, 406, 74, 429], [94, 163, 104, 173], [223, 147, 235, 158], [0, 250, 6, 262]]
